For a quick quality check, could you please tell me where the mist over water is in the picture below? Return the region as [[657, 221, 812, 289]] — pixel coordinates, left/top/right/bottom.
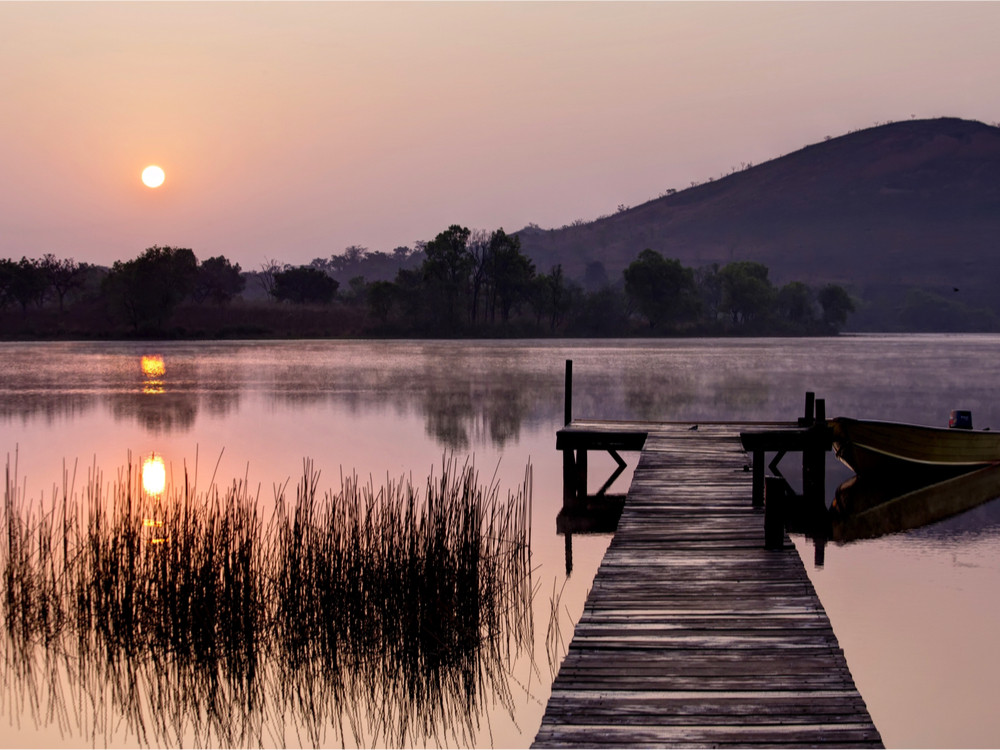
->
[[3, 335, 1000, 747]]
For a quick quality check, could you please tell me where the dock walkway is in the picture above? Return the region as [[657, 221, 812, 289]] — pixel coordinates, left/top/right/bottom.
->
[[533, 422, 882, 748]]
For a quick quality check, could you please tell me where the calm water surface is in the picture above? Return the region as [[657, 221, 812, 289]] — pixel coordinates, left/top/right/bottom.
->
[[3, 335, 1000, 748]]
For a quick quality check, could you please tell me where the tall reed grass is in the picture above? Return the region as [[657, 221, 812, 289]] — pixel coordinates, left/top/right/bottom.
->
[[1, 453, 533, 748]]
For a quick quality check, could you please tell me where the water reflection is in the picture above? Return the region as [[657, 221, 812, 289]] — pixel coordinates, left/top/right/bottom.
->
[[141, 354, 166, 394], [0, 391, 98, 425], [622, 367, 771, 419], [781, 465, 1000, 562], [110, 353, 241, 433], [141, 453, 166, 495], [262, 349, 554, 450], [829, 466, 1000, 544], [141, 354, 166, 379], [109, 389, 201, 432], [421, 378, 537, 450], [1, 456, 534, 748]]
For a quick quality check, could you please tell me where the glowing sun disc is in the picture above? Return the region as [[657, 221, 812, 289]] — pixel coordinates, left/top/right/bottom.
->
[[141, 165, 165, 188]]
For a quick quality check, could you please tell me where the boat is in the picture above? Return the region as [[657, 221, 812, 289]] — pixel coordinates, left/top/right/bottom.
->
[[829, 416, 1000, 480]]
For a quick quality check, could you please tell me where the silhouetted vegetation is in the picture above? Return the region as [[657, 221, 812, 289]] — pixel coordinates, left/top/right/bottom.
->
[[1, 233, 860, 339], [515, 119, 1000, 329], [102, 245, 199, 332], [6, 118, 1000, 337], [272, 265, 339, 304], [1, 455, 533, 747]]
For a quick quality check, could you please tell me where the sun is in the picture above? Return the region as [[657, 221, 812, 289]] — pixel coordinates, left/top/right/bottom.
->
[[141, 165, 165, 188]]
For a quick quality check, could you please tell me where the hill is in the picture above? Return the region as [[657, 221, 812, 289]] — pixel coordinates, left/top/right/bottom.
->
[[515, 118, 1000, 329]]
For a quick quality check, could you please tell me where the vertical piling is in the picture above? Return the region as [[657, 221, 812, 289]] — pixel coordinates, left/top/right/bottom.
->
[[564, 360, 573, 426], [800, 391, 816, 426], [802, 398, 827, 504], [764, 476, 786, 549], [562, 359, 577, 506], [752, 451, 765, 509]]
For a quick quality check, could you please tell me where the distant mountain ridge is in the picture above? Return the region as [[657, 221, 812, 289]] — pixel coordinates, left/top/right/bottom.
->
[[515, 118, 1000, 328]]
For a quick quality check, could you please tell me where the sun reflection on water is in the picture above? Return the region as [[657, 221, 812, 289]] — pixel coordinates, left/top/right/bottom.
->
[[141, 354, 165, 394], [141, 454, 166, 495], [141, 355, 165, 378]]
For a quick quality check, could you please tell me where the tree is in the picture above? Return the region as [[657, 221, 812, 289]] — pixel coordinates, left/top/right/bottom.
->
[[258, 258, 286, 298], [467, 229, 491, 324], [337, 245, 367, 271], [102, 246, 198, 330], [776, 281, 816, 326], [0, 259, 17, 310], [695, 263, 723, 324], [719, 261, 775, 325], [39, 254, 85, 311], [272, 266, 339, 304], [422, 225, 473, 330], [367, 280, 397, 325], [391, 268, 427, 328], [0, 257, 46, 313], [193, 255, 245, 304], [531, 265, 571, 330], [623, 249, 700, 329], [571, 287, 629, 335], [817, 284, 855, 331], [344, 275, 367, 306], [488, 229, 535, 323]]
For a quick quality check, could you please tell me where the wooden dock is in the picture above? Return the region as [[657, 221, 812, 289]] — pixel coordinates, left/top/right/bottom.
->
[[534, 421, 882, 748]]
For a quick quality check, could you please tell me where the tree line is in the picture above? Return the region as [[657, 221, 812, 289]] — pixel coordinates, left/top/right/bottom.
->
[[0, 227, 854, 338]]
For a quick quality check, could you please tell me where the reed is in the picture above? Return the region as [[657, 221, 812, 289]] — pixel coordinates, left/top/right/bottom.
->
[[1, 453, 533, 748]]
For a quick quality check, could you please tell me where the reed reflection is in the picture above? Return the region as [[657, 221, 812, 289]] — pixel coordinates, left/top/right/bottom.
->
[[1, 455, 534, 748]]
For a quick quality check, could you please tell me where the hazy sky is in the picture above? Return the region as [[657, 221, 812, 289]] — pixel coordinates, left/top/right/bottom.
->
[[2, 1, 999, 269]]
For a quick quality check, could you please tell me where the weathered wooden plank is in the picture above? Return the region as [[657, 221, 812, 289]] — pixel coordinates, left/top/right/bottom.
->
[[533, 723, 883, 748], [534, 423, 881, 748]]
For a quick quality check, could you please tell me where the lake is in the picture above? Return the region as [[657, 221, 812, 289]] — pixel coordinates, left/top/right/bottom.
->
[[3, 335, 1000, 748]]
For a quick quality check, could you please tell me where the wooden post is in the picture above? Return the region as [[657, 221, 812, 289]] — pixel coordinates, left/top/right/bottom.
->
[[764, 476, 786, 549], [575, 448, 588, 504], [562, 449, 576, 505], [803, 398, 827, 507], [752, 450, 765, 509], [800, 391, 815, 427], [814, 537, 826, 567], [814, 401, 827, 500], [564, 532, 574, 576], [564, 359, 573, 426], [562, 359, 577, 507]]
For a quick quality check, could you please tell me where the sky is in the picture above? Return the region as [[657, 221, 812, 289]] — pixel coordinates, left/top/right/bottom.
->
[[2, 1, 999, 271]]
